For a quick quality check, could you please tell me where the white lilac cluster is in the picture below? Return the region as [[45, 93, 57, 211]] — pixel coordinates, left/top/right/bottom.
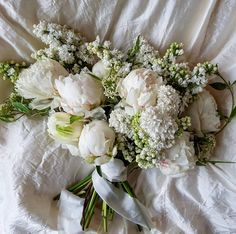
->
[[32, 21, 95, 73], [162, 42, 184, 63], [116, 134, 136, 162], [128, 36, 159, 69], [188, 62, 218, 94], [156, 85, 180, 116], [109, 107, 133, 138], [140, 107, 178, 150]]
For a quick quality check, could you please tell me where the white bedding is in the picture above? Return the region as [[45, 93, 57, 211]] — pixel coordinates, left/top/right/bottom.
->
[[0, 0, 236, 233]]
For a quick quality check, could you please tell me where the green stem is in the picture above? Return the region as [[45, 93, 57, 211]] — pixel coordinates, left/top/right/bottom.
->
[[215, 72, 235, 135], [121, 181, 136, 198], [53, 175, 92, 200], [84, 190, 99, 229], [88, 72, 102, 81], [108, 206, 114, 221], [102, 201, 108, 232], [68, 174, 92, 192], [81, 183, 93, 228], [208, 160, 236, 164], [196, 159, 236, 166]]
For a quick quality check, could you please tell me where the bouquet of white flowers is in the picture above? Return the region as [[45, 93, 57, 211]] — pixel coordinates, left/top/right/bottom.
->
[[0, 21, 235, 233]]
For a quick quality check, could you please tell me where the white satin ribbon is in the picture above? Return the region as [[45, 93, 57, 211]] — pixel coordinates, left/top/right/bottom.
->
[[92, 169, 152, 230], [100, 158, 127, 182], [58, 190, 84, 234]]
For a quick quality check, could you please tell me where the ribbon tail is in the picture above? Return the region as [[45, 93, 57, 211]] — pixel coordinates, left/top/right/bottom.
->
[[92, 170, 152, 230]]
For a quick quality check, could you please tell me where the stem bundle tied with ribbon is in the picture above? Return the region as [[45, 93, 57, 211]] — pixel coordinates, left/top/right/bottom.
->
[[54, 159, 152, 233]]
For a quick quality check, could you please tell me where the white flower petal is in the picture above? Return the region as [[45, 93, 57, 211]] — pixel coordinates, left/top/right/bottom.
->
[[78, 120, 115, 164], [159, 132, 196, 176], [16, 59, 68, 104], [55, 73, 104, 115], [185, 90, 221, 134], [118, 68, 163, 111]]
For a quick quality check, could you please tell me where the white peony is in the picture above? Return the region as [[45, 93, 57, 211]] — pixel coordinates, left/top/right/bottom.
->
[[92, 60, 110, 78], [78, 120, 116, 164], [15, 59, 69, 110], [47, 112, 84, 156], [185, 90, 221, 135], [118, 68, 163, 111], [55, 73, 105, 115], [159, 132, 196, 176]]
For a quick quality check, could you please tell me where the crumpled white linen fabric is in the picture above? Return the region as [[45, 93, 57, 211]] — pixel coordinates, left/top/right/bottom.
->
[[0, 0, 236, 233]]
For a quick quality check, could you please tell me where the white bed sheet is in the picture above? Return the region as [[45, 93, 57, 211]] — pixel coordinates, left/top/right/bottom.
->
[[0, 0, 236, 233]]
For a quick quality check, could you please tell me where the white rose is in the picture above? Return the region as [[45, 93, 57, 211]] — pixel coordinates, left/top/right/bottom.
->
[[159, 132, 196, 176], [55, 73, 105, 115], [16, 59, 69, 110], [92, 60, 110, 78], [78, 120, 116, 164], [47, 112, 84, 156], [185, 90, 221, 135], [118, 68, 163, 111]]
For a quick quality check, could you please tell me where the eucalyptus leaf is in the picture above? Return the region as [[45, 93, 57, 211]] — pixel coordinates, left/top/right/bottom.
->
[[12, 102, 30, 113], [209, 82, 228, 90]]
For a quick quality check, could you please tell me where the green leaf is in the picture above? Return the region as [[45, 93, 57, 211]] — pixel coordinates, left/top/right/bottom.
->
[[70, 114, 84, 124], [232, 80, 236, 86], [12, 102, 30, 113], [230, 106, 236, 119], [0, 116, 15, 122], [128, 35, 141, 58], [88, 72, 102, 81], [209, 82, 228, 90]]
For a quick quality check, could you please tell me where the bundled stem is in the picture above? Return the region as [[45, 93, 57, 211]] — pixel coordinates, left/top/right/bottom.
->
[[215, 72, 236, 134], [102, 201, 108, 232]]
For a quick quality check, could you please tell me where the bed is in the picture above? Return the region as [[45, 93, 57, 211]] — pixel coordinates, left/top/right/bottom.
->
[[0, 0, 236, 233]]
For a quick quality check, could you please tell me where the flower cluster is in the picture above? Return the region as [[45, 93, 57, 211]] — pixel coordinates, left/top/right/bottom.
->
[[0, 61, 27, 83], [1, 21, 235, 233], [127, 36, 159, 69], [0, 21, 230, 176], [32, 21, 95, 73], [87, 37, 131, 100]]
